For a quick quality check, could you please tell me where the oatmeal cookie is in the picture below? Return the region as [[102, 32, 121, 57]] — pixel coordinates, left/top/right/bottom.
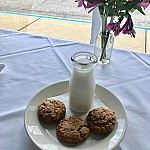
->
[[38, 99, 66, 123], [87, 107, 116, 133], [56, 116, 90, 144]]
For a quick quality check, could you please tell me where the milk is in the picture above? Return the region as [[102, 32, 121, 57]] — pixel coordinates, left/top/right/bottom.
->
[[69, 65, 96, 112], [69, 52, 97, 112]]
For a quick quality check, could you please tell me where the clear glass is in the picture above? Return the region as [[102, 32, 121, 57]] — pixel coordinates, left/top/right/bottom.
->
[[69, 51, 98, 112], [94, 32, 114, 64]]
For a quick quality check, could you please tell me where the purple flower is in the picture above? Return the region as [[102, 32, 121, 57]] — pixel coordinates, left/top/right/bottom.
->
[[107, 22, 122, 36], [139, 1, 150, 9], [76, 0, 86, 8], [76, 0, 104, 12], [86, 0, 102, 8], [122, 18, 136, 37], [123, 28, 136, 36], [106, 23, 117, 31], [75, 0, 150, 38], [86, 0, 103, 12]]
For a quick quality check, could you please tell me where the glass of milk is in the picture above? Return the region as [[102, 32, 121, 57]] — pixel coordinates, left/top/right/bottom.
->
[[69, 51, 98, 112]]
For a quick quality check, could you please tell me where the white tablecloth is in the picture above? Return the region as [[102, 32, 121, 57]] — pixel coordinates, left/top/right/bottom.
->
[[0, 29, 150, 150]]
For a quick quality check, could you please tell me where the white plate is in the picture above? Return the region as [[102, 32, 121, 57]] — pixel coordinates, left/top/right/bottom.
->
[[24, 80, 127, 150]]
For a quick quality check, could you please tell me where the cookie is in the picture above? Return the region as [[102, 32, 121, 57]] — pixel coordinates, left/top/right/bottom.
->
[[38, 99, 66, 123], [87, 107, 116, 133], [56, 116, 90, 144]]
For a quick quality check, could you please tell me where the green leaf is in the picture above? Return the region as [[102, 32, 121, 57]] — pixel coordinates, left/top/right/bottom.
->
[[118, 0, 140, 11], [134, 5, 145, 15], [116, 0, 124, 6]]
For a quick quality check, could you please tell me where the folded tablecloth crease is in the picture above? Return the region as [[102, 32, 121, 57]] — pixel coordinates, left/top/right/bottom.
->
[[0, 63, 5, 72]]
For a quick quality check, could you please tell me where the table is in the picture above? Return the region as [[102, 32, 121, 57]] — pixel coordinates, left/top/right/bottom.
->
[[0, 28, 150, 150]]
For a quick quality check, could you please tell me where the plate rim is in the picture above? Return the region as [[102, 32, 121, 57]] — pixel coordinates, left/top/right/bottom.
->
[[24, 80, 128, 150]]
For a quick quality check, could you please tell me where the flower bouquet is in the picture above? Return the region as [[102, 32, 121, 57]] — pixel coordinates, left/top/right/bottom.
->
[[76, 0, 150, 63]]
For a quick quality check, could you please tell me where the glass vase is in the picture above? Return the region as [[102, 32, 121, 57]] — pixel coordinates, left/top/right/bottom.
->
[[94, 32, 114, 64]]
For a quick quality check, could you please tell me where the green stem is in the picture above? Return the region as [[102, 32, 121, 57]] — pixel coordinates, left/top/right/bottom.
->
[[99, 31, 110, 61], [100, 16, 114, 61]]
